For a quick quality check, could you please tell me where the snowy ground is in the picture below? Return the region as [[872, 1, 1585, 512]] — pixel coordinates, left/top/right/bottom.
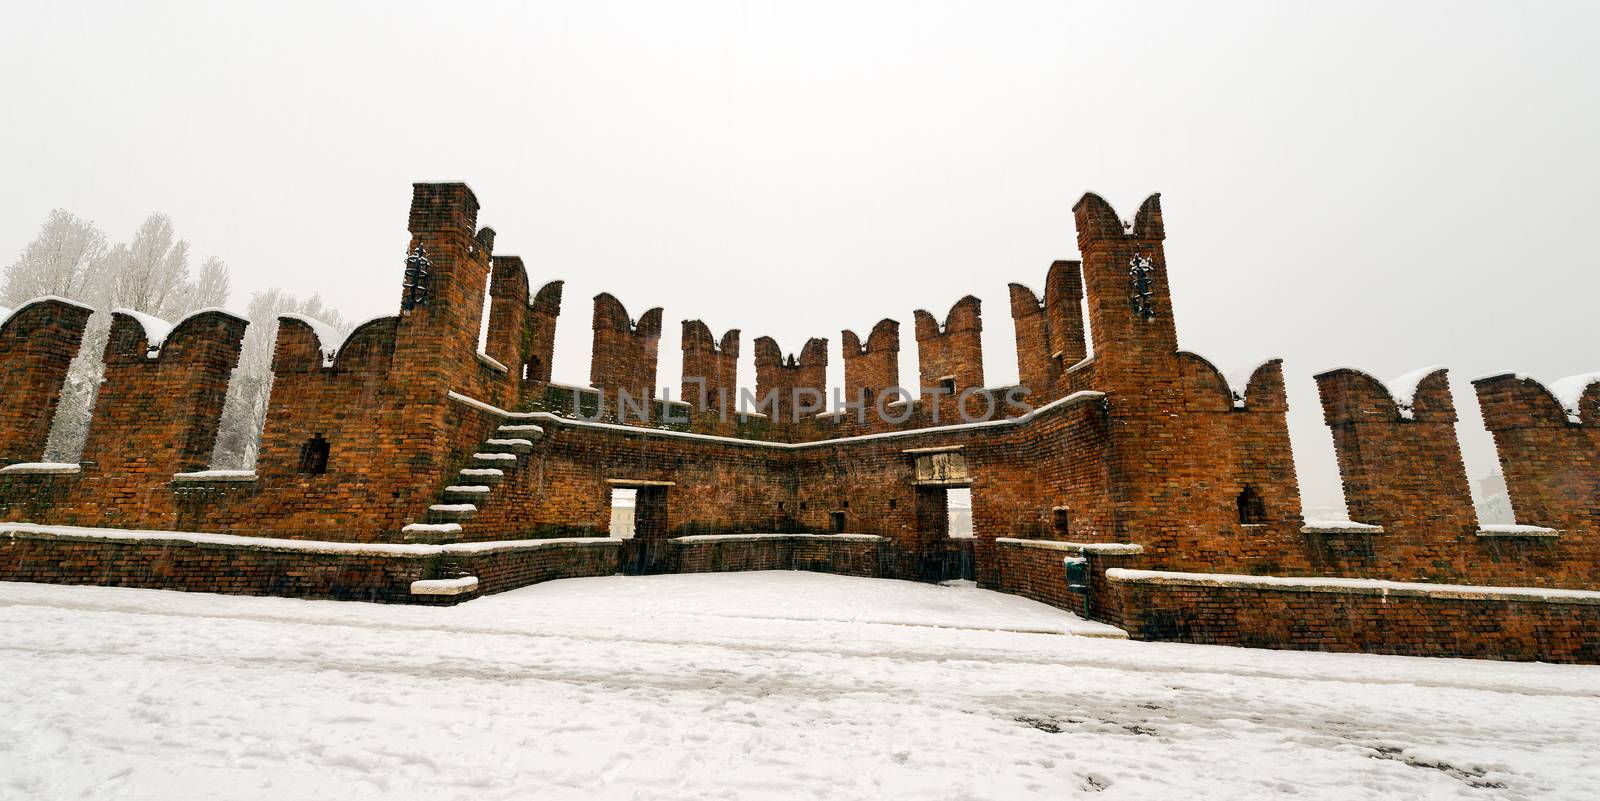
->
[[1, 573, 1597, 800]]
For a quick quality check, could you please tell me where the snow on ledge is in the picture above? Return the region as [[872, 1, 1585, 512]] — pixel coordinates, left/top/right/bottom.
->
[[671, 533, 887, 544], [0, 522, 618, 558], [995, 537, 1143, 555], [446, 391, 541, 419], [171, 469, 257, 482], [476, 352, 509, 373], [410, 576, 479, 596], [1301, 519, 1384, 534], [0, 462, 81, 475], [1477, 524, 1560, 539], [1105, 568, 1600, 604]]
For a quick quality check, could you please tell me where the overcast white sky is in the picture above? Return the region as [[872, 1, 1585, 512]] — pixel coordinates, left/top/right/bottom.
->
[[2, 1, 1596, 513]]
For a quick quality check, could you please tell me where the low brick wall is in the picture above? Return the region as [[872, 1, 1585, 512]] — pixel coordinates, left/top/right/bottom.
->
[[1110, 568, 1600, 664], [448, 538, 621, 595], [0, 524, 621, 605], [992, 538, 1142, 625], [672, 533, 885, 577], [0, 525, 432, 602]]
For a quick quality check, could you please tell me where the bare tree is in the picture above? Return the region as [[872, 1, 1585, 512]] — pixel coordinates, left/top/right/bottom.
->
[[0, 211, 239, 462], [0, 209, 107, 306]]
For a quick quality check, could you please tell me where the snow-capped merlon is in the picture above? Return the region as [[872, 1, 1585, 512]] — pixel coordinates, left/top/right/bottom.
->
[[279, 313, 347, 368], [0, 296, 97, 331], [1386, 365, 1447, 420], [113, 306, 238, 359], [1315, 365, 1449, 421], [1226, 358, 1279, 409], [1548, 372, 1600, 424]]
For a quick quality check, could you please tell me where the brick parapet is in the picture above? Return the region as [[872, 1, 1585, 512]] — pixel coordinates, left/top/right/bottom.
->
[[0, 299, 93, 464]]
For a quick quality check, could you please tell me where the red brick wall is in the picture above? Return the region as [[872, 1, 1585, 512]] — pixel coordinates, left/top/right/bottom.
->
[[0, 299, 92, 464], [753, 336, 828, 424], [1474, 374, 1599, 532], [590, 292, 662, 402], [1008, 260, 1086, 403], [519, 279, 563, 403], [447, 540, 620, 595], [672, 534, 883, 577], [1112, 570, 1600, 664], [913, 296, 984, 419], [681, 320, 739, 415], [841, 319, 900, 408]]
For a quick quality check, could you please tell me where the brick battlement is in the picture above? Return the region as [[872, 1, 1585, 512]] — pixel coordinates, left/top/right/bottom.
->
[[0, 180, 1593, 663]]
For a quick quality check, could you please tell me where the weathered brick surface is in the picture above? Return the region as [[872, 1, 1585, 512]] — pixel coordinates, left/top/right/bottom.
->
[[0, 299, 92, 464], [841, 319, 899, 409], [0, 180, 1594, 662], [913, 296, 984, 420], [1114, 573, 1600, 664], [1008, 260, 1086, 404], [672, 534, 883, 577], [591, 293, 661, 402], [681, 320, 739, 416], [753, 336, 828, 425], [449, 540, 621, 595]]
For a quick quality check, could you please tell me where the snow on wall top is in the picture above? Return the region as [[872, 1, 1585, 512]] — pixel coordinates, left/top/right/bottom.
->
[[112, 308, 175, 356], [1386, 365, 1445, 420], [1548, 372, 1600, 424], [112, 306, 235, 358], [1226, 358, 1277, 409], [280, 313, 346, 367], [0, 296, 97, 331]]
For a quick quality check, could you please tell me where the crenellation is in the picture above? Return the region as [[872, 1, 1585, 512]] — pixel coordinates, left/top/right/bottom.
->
[[0, 299, 93, 465], [1, 180, 1593, 664]]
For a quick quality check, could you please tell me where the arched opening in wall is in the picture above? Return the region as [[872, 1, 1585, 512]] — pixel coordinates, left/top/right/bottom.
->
[[523, 355, 542, 383], [1052, 506, 1071, 537], [1237, 485, 1267, 525], [609, 487, 637, 538], [830, 510, 846, 533], [298, 434, 330, 474], [946, 487, 973, 538]]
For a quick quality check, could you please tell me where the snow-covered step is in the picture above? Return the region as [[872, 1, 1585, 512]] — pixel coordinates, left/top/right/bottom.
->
[[443, 484, 493, 503], [427, 503, 478, 522], [401, 522, 462, 542], [497, 424, 544, 439], [459, 467, 504, 485], [472, 452, 519, 469], [481, 437, 534, 454]]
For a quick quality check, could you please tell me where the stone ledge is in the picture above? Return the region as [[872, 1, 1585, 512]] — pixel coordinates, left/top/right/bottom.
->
[[411, 576, 480, 596], [1301, 519, 1384, 535], [0, 462, 81, 475], [672, 533, 887, 544], [172, 469, 257, 483], [995, 537, 1143, 556], [0, 523, 619, 559], [1477, 524, 1560, 539], [1106, 568, 1600, 605]]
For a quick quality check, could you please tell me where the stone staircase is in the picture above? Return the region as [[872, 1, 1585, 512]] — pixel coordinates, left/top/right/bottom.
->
[[400, 423, 544, 541]]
